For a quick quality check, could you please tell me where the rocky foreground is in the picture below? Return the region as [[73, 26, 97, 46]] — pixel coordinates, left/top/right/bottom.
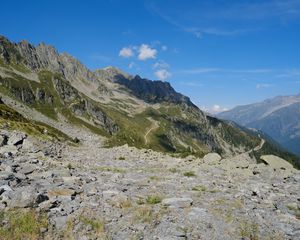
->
[[0, 129, 300, 240]]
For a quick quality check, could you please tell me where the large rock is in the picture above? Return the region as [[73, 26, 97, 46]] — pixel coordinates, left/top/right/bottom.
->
[[6, 186, 39, 208], [0, 145, 18, 156], [162, 197, 193, 208], [260, 155, 294, 170], [7, 131, 27, 146], [202, 153, 221, 164]]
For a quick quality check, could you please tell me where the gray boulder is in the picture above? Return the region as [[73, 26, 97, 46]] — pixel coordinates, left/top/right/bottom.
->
[[7, 131, 27, 146], [6, 186, 42, 208], [162, 197, 193, 208]]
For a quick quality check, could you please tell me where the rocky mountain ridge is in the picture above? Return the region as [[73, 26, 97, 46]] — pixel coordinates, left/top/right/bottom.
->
[[0, 35, 299, 168]]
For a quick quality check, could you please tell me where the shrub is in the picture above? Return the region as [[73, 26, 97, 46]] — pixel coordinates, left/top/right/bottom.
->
[[183, 171, 196, 177], [146, 195, 162, 205]]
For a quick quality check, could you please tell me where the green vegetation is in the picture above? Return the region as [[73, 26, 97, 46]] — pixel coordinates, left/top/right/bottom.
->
[[0, 209, 48, 240], [169, 167, 179, 173], [183, 171, 196, 177], [2, 56, 299, 167], [192, 185, 207, 192], [0, 102, 72, 142], [216, 119, 260, 151], [64, 214, 107, 239], [133, 206, 154, 223], [146, 195, 162, 205], [238, 220, 259, 240], [0, 69, 110, 136], [79, 215, 105, 234]]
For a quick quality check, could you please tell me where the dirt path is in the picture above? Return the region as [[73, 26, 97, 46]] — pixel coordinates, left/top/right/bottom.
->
[[254, 138, 265, 151], [144, 117, 159, 145]]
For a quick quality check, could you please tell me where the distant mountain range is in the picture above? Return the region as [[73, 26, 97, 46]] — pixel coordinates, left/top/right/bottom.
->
[[1, 35, 299, 168], [218, 94, 300, 156]]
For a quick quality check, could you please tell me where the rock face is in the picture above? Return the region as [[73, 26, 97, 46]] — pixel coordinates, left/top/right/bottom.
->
[[113, 74, 194, 106]]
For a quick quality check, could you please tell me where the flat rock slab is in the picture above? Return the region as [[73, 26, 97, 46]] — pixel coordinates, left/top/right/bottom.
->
[[19, 164, 37, 175], [162, 197, 193, 208], [48, 188, 76, 198], [261, 155, 294, 170]]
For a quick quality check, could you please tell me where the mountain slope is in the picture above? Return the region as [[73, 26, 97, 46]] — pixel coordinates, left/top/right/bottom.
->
[[218, 94, 300, 156], [1, 35, 299, 168]]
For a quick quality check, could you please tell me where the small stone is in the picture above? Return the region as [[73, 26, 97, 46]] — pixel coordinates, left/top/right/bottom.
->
[[19, 164, 36, 175], [0, 185, 12, 195], [4, 165, 13, 173], [162, 197, 193, 208], [103, 190, 121, 199], [0, 171, 14, 180], [40, 227, 48, 234], [52, 216, 68, 230], [0, 135, 8, 147]]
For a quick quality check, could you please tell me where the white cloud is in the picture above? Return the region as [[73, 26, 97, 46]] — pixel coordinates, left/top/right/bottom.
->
[[138, 44, 157, 60], [179, 68, 220, 74], [154, 69, 171, 81], [153, 60, 170, 69], [178, 67, 273, 75], [256, 83, 273, 89], [210, 104, 228, 114], [119, 47, 134, 58]]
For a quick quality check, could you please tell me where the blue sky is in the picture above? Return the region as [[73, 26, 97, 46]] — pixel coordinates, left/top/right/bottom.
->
[[1, 0, 300, 112]]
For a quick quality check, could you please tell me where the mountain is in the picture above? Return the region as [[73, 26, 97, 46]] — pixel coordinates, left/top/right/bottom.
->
[[218, 94, 300, 156], [1, 35, 300, 239], [1, 35, 299, 168]]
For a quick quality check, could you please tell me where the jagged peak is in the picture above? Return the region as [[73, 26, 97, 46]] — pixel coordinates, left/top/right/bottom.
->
[[94, 66, 131, 80]]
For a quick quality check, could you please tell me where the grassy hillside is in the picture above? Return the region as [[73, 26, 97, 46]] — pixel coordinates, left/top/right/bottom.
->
[[1, 59, 299, 168], [0, 101, 72, 142]]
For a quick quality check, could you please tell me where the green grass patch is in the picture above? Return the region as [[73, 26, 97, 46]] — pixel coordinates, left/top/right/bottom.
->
[[0, 103, 72, 142], [146, 195, 162, 205], [183, 171, 196, 177], [192, 185, 207, 192], [0, 209, 48, 240]]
